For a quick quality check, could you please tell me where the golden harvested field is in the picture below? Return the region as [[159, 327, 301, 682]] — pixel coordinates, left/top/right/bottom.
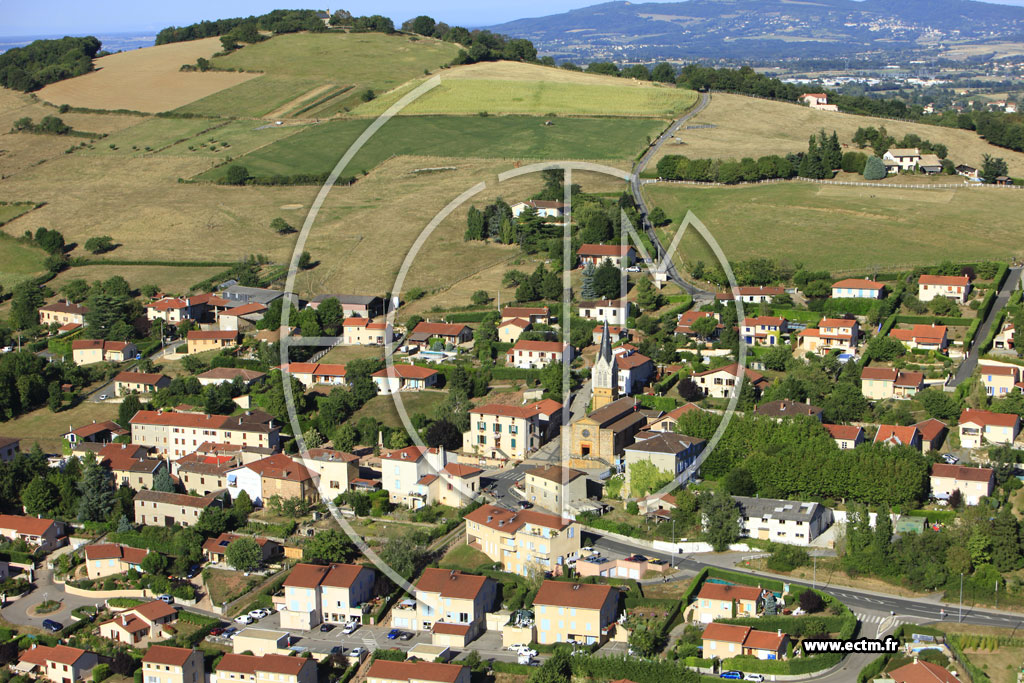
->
[[352, 60, 698, 117], [0, 89, 147, 135], [34, 38, 259, 113], [651, 92, 1024, 176], [0, 131, 72, 176], [49, 264, 228, 296], [4, 400, 119, 454]]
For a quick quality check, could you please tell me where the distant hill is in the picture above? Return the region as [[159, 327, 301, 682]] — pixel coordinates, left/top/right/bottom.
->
[[483, 0, 1024, 62]]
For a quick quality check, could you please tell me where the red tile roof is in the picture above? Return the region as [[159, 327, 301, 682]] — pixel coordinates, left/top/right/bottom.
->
[[187, 330, 238, 341], [114, 371, 167, 385], [222, 303, 267, 317], [577, 244, 633, 257], [744, 629, 787, 651], [366, 660, 467, 683], [702, 622, 751, 644], [913, 418, 948, 442], [217, 654, 310, 676], [959, 409, 1020, 428], [873, 425, 919, 446], [691, 363, 764, 384], [526, 465, 584, 484], [243, 453, 313, 483], [503, 306, 548, 318], [823, 424, 862, 441], [133, 600, 178, 622], [534, 580, 613, 609], [464, 504, 571, 533], [919, 275, 970, 287], [380, 446, 427, 463], [832, 278, 885, 290], [144, 646, 195, 667], [443, 463, 483, 478], [696, 583, 762, 602], [508, 340, 567, 353], [372, 365, 439, 379], [931, 463, 995, 483], [889, 659, 960, 683], [415, 568, 491, 600], [84, 543, 148, 564], [411, 322, 471, 337], [980, 364, 1019, 377], [469, 403, 539, 419], [0, 514, 57, 536]]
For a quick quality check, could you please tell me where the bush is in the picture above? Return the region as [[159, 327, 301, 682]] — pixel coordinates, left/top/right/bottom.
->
[[766, 545, 809, 572], [863, 156, 887, 180], [93, 664, 111, 683]]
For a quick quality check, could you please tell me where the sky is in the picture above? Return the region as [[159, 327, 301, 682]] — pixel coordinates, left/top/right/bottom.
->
[[3, 0, 1024, 36]]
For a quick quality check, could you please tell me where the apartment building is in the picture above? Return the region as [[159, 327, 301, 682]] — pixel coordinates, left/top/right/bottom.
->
[[622, 431, 705, 494], [462, 404, 544, 462], [84, 543, 149, 579], [464, 504, 581, 577], [174, 452, 239, 496], [142, 646, 204, 683], [130, 410, 280, 459], [730, 496, 834, 546], [134, 490, 225, 527], [278, 562, 376, 630], [212, 654, 316, 683], [523, 465, 586, 511], [365, 661, 470, 683], [533, 581, 618, 646], [390, 569, 496, 645], [302, 448, 359, 496], [690, 582, 764, 624]]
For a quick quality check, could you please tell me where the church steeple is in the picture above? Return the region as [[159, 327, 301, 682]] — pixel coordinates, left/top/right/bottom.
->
[[591, 320, 618, 410]]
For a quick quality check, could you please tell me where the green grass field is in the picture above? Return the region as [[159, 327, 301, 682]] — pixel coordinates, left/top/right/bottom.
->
[[94, 117, 226, 154], [0, 235, 49, 290], [0, 202, 38, 227], [353, 78, 698, 117], [175, 32, 460, 118], [350, 391, 447, 428], [646, 181, 1024, 272], [196, 115, 667, 180]]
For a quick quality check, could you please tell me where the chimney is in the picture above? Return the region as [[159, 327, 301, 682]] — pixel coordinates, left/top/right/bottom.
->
[[777, 629, 782, 636], [573, 584, 580, 591]]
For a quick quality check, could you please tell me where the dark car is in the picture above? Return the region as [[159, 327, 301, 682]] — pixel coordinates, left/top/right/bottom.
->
[[386, 629, 402, 640], [518, 500, 533, 509], [187, 565, 201, 579], [320, 623, 333, 632], [42, 619, 62, 632], [398, 632, 413, 641], [720, 672, 743, 680]]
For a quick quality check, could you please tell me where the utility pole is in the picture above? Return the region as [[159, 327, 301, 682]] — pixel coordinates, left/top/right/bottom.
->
[[959, 573, 964, 623], [813, 554, 817, 590], [996, 580, 999, 609], [672, 519, 676, 568]]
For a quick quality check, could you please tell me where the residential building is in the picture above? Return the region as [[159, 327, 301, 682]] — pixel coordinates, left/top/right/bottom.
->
[[217, 303, 267, 332], [407, 322, 473, 347], [0, 436, 20, 462], [823, 424, 864, 449], [918, 154, 943, 174], [613, 348, 655, 396], [689, 363, 768, 400], [498, 318, 531, 344], [959, 409, 1021, 448], [130, 409, 280, 459], [212, 654, 317, 683], [874, 425, 922, 450], [592, 324, 626, 345], [309, 295, 385, 318], [278, 562, 376, 629], [637, 492, 677, 521], [994, 322, 1015, 350], [133, 490, 225, 527], [889, 324, 948, 353], [577, 299, 629, 326], [716, 286, 785, 304], [753, 400, 822, 422], [227, 453, 317, 506], [218, 285, 295, 308], [145, 294, 225, 323], [279, 362, 347, 389], [533, 581, 618, 646], [379, 446, 462, 508], [730, 496, 834, 546], [371, 364, 440, 394], [622, 432, 705, 493], [830, 279, 885, 299], [914, 418, 948, 452], [576, 554, 668, 579], [501, 306, 550, 325], [142, 646, 204, 683], [84, 543, 149, 579], [186, 330, 238, 355], [99, 600, 177, 644], [956, 164, 979, 180], [505, 340, 572, 369], [464, 504, 580, 577], [690, 583, 764, 623], [64, 420, 127, 445], [980, 364, 1020, 397], [576, 244, 636, 269], [437, 463, 484, 508], [197, 367, 267, 388], [888, 659, 959, 683], [882, 147, 922, 173], [796, 318, 860, 355], [98, 443, 166, 490], [741, 317, 788, 346], [174, 451, 239, 495], [230, 630, 290, 657], [390, 568, 496, 644], [800, 93, 837, 111], [565, 397, 646, 469], [203, 532, 281, 565], [918, 275, 971, 303], [0, 514, 64, 551], [39, 301, 88, 327], [365, 660, 470, 683], [113, 371, 171, 396], [463, 404, 545, 463], [523, 466, 587, 511], [302, 448, 359, 497], [675, 310, 720, 338], [648, 403, 701, 433], [860, 367, 924, 400], [702, 623, 788, 661], [930, 463, 995, 506], [18, 645, 97, 683], [510, 200, 564, 218], [71, 339, 137, 365], [342, 317, 394, 345]]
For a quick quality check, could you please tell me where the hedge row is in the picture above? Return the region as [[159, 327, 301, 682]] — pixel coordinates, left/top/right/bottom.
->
[[967, 288, 999, 349], [857, 654, 890, 683], [822, 298, 881, 316], [570, 655, 701, 683], [906, 509, 956, 523], [440, 311, 491, 323], [707, 567, 785, 593], [947, 635, 990, 683], [722, 653, 842, 675], [981, 310, 1008, 354], [895, 315, 971, 327], [635, 394, 680, 412], [77, 259, 236, 267]]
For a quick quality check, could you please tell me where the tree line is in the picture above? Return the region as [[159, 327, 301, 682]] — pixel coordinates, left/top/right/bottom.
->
[[0, 36, 101, 92], [155, 10, 328, 44]]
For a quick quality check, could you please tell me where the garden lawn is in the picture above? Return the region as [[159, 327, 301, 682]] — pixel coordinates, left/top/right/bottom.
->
[[439, 543, 494, 573], [349, 392, 448, 429], [0, 236, 49, 290]]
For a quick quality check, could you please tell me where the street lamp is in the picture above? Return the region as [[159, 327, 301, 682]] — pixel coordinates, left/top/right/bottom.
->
[[959, 573, 964, 623]]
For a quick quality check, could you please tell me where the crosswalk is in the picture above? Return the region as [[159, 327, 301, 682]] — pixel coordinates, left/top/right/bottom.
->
[[855, 612, 906, 629]]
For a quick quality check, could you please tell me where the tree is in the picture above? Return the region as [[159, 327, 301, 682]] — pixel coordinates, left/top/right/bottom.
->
[[465, 206, 485, 241], [233, 489, 254, 520], [195, 506, 232, 536], [298, 251, 313, 269], [990, 508, 1023, 571], [226, 538, 262, 572], [270, 217, 294, 234], [77, 457, 114, 522], [84, 236, 114, 254], [224, 165, 250, 185], [648, 206, 668, 226], [863, 156, 887, 180], [379, 535, 420, 580], [405, 15, 436, 35], [425, 419, 462, 450], [580, 262, 597, 300], [798, 589, 824, 613], [470, 290, 491, 306], [10, 281, 44, 330], [701, 491, 740, 551], [651, 62, 675, 83], [628, 623, 663, 657], [152, 469, 175, 493], [47, 381, 61, 412], [116, 515, 132, 533], [531, 648, 571, 683], [723, 467, 756, 496], [21, 478, 58, 515], [118, 394, 142, 427], [303, 529, 357, 564], [691, 315, 718, 340], [592, 259, 621, 300], [981, 154, 1009, 184], [141, 551, 168, 575], [635, 277, 661, 311]]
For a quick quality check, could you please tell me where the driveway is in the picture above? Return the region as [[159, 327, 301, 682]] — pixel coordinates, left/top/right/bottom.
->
[[1, 568, 102, 630], [951, 266, 1022, 387]]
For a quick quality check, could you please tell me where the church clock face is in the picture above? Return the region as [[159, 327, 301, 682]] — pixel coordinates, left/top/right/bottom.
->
[[581, 429, 590, 438]]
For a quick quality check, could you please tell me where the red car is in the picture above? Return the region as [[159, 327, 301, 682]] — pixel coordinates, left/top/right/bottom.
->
[[210, 628, 224, 636]]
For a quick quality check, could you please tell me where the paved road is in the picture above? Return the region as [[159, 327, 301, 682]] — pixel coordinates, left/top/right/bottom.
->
[[951, 266, 1022, 386], [629, 91, 714, 301]]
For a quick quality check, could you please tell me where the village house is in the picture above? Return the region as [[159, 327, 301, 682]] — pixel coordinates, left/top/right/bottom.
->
[[622, 432, 705, 493], [592, 324, 627, 345], [133, 489, 225, 527], [0, 436, 20, 462], [887, 659, 960, 683], [796, 318, 860, 356], [731, 496, 834, 546], [505, 339, 572, 369], [830, 279, 886, 299], [226, 452, 317, 507], [915, 418, 949, 452], [142, 646, 204, 683], [498, 317, 531, 344], [98, 442, 166, 490], [365, 661, 470, 683], [523, 465, 587, 511], [114, 370, 170, 396], [39, 301, 88, 328], [130, 409, 280, 459], [959, 409, 1021, 448], [0, 514, 64, 551], [533, 581, 618, 646], [390, 568, 496, 646], [918, 274, 971, 303], [302, 448, 359, 497], [197, 367, 267, 387], [613, 348, 655, 395], [753, 399, 822, 422], [217, 303, 267, 332], [675, 310, 721, 338], [979, 364, 1020, 397], [716, 286, 786, 304], [174, 451, 239, 495], [930, 463, 995, 505], [576, 244, 636, 269], [860, 367, 925, 400], [379, 446, 447, 508], [218, 285, 295, 309], [18, 645, 98, 683], [99, 600, 178, 644], [637, 491, 677, 521], [371, 364, 440, 394], [565, 397, 647, 468], [874, 425, 922, 450], [823, 423, 864, 449], [309, 294, 385, 318], [882, 147, 922, 173], [994, 322, 1015, 350], [690, 363, 769, 400], [702, 622, 788, 661], [502, 306, 550, 325], [463, 403, 546, 462], [577, 298, 629, 326], [277, 562, 376, 629], [146, 293, 226, 324], [84, 543, 148, 579], [437, 463, 485, 508], [956, 164, 980, 180], [690, 582, 764, 623], [918, 154, 943, 174], [889, 323, 948, 353], [465, 504, 580, 577], [212, 654, 317, 683], [342, 317, 394, 345], [741, 316, 788, 346], [279, 362, 348, 389], [799, 93, 838, 111], [203, 532, 281, 565], [64, 420, 128, 446], [510, 199, 564, 218], [407, 321, 473, 348], [71, 339, 137, 365], [186, 329, 238, 355]]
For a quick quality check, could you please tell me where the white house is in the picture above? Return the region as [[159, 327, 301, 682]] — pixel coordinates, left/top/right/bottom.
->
[[831, 279, 885, 299], [510, 200, 564, 218], [371, 364, 440, 395], [578, 299, 629, 326], [882, 147, 922, 173], [505, 340, 572, 369], [918, 274, 971, 304]]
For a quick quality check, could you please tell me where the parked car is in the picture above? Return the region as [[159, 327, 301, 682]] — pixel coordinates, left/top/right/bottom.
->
[[580, 546, 595, 555], [158, 594, 174, 604], [234, 615, 254, 625], [222, 627, 238, 639], [186, 565, 201, 579], [320, 624, 334, 632], [386, 629, 402, 640], [398, 632, 413, 641], [248, 609, 269, 620], [98, 394, 108, 400], [626, 265, 642, 272], [744, 675, 765, 682], [42, 619, 62, 632], [342, 622, 359, 634], [349, 648, 365, 659], [209, 628, 224, 636], [720, 672, 743, 680], [518, 500, 533, 509], [942, 453, 959, 464]]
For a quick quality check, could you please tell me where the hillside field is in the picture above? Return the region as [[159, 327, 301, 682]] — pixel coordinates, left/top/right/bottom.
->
[[195, 115, 666, 181], [646, 181, 1024, 273], [176, 32, 460, 119], [652, 92, 1024, 176], [0, 236, 48, 290]]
